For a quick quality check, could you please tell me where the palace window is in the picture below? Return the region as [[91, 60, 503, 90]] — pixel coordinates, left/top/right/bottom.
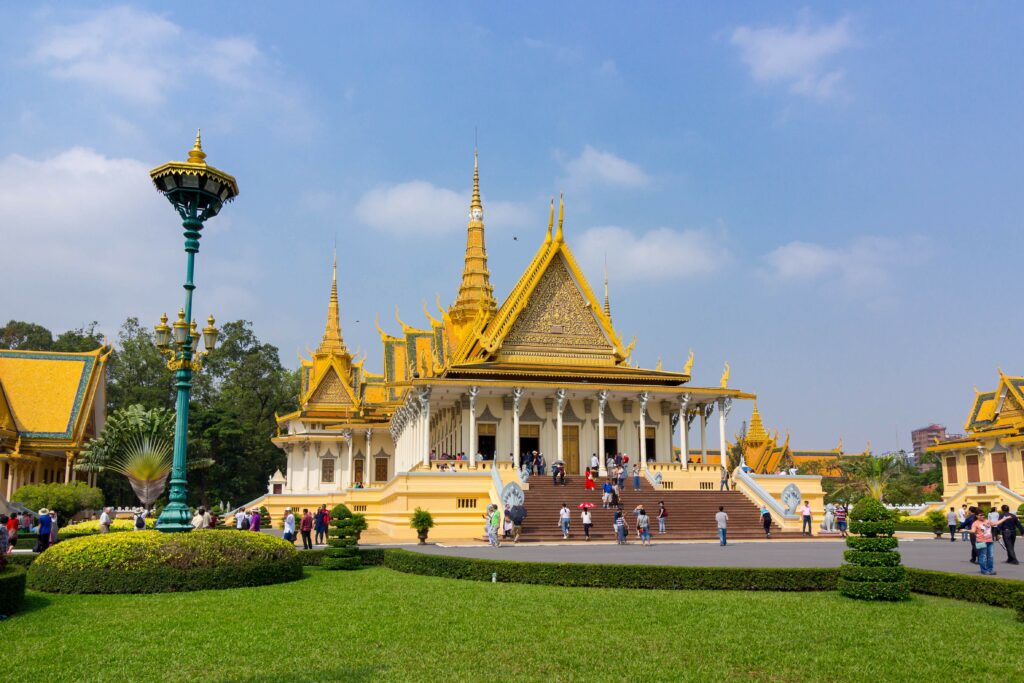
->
[[374, 457, 388, 482], [945, 457, 958, 485], [321, 458, 335, 483]]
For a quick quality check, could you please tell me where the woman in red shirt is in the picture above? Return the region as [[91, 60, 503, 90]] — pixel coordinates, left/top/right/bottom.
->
[[299, 509, 314, 550]]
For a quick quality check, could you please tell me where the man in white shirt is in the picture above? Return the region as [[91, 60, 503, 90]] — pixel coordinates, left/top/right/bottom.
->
[[235, 508, 246, 529], [99, 507, 112, 533], [716, 506, 728, 546], [800, 501, 813, 536], [590, 453, 599, 470], [283, 507, 296, 544]]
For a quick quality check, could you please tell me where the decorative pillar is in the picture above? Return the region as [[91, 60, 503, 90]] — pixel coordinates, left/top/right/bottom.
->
[[638, 391, 649, 471], [303, 443, 311, 492], [365, 429, 373, 483], [718, 398, 732, 472], [555, 388, 566, 464], [700, 405, 708, 461], [468, 386, 478, 468], [512, 388, 524, 470], [678, 394, 691, 470], [419, 387, 431, 469], [345, 430, 354, 489], [65, 451, 74, 483], [597, 390, 608, 476], [5, 463, 13, 499]]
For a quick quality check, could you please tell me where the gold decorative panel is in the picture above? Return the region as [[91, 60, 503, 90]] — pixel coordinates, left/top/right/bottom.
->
[[309, 367, 352, 405]]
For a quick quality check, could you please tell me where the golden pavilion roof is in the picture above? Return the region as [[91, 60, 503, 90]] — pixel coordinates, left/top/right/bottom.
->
[[928, 369, 1024, 452]]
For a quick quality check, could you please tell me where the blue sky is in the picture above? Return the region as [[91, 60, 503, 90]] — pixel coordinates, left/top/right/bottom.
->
[[1, 3, 1021, 452]]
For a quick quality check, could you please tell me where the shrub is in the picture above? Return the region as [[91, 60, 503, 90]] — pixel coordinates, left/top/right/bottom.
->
[[60, 517, 156, 540], [893, 519, 933, 533], [323, 504, 361, 570], [27, 530, 302, 594], [350, 513, 368, 540], [410, 508, 434, 544], [298, 549, 328, 566], [907, 569, 1024, 623], [839, 497, 909, 601], [11, 482, 104, 522], [7, 554, 37, 568], [259, 506, 271, 529], [0, 566, 27, 616], [925, 511, 947, 537], [1017, 503, 1024, 518]]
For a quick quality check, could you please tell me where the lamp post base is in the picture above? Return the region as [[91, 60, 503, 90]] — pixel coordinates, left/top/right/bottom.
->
[[156, 502, 194, 533]]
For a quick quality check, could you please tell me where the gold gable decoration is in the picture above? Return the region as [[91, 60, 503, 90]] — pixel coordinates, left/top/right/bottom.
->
[[308, 367, 354, 406]]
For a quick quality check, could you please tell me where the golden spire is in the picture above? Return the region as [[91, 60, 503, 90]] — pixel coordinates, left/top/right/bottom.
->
[[720, 361, 730, 388], [603, 255, 612, 322], [187, 128, 206, 165], [555, 193, 565, 243], [746, 402, 769, 443], [545, 198, 554, 244], [449, 151, 497, 327], [317, 251, 348, 354], [683, 349, 694, 375]]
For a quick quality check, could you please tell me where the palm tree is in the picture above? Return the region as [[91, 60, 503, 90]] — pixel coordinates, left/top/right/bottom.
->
[[834, 455, 902, 502], [104, 435, 173, 507]]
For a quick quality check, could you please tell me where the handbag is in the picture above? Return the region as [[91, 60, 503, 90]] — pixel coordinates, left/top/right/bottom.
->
[[975, 540, 987, 549]]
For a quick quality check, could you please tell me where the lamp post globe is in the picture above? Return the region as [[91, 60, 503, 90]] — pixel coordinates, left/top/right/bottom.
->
[[149, 131, 238, 532]]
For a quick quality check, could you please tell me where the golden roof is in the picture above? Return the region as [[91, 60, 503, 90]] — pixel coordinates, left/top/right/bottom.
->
[[746, 402, 769, 443], [953, 369, 1024, 438], [318, 252, 348, 355], [0, 347, 109, 446], [448, 151, 497, 332]]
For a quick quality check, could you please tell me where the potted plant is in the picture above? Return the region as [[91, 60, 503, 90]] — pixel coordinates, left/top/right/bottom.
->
[[410, 508, 434, 545], [926, 510, 947, 538], [350, 513, 368, 541]]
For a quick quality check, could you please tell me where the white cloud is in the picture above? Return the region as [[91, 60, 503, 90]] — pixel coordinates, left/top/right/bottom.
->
[[563, 146, 651, 190], [575, 226, 728, 283], [593, 59, 620, 80], [32, 6, 291, 109], [353, 181, 533, 236], [0, 148, 255, 336], [730, 14, 854, 99], [763, 236, 926, 290]]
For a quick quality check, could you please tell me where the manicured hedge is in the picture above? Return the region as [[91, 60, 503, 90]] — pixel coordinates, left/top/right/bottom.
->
[[323, 504, 361, 570], [28, 530, 302, 594], [846, 536, 899, 552], [7, 554, 37, 568], [907, 569, 1024, 622], [0, 566, 26, 616], [840, 497, 909, 601], [298, 549, 328, 566], [843, 550, 903, 567], [379, 549, 840, 591], [60, 518, 156, 540], [840, 565, 906, 583]]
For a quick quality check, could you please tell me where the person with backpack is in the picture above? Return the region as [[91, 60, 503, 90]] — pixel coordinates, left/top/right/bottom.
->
[[133, 509, 147, 531], [300, 508, 314, 550], [282, 508, 296, 544], [36, 508, 52, 552], [314, 505, 328, 545]]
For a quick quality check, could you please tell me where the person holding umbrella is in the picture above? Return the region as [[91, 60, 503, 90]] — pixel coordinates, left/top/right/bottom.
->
[[579, 502, 594, 541], [509, 503, 527, 543]]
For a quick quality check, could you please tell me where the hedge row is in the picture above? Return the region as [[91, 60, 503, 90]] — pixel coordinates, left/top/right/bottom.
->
[[7, 554, 37, 568], [0, 566, 26, 616], [908, 569, 1024, 621]]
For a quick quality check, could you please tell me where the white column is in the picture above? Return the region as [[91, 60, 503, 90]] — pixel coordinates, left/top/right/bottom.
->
[[597, 390, 608, 477], [419, 387, 431, 469], [365, 429, 373, 483], [679, 394, 690, 470], [468, 386, 478, 468], [65, 453, 72, 483], [512, 388, 523, 470], [303, 444, 311, 492], [700, 405, 708, 461], [345, 430, 354, 489], [718, 398, 731, 472], [555, 388, 566, 463], [6, 463, 13, 499], [638, 391, 649, 471]]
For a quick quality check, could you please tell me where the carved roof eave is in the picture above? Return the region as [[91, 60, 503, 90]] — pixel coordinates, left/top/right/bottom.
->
[[443, 362, 690, 386]]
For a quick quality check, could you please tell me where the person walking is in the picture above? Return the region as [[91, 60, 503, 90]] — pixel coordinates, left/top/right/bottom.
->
[[300, 508, 314, 550], [510, 504, 526, 543], [537, 453, 546, 476], [36, 509, 52, 553], [489, 505, 502, 547], [947, 507, 958, 542], [800, 501, 813, 536], [559, 503, 571, 540], [614, 508, 627, 545], [585, 467, 596, 491], [960, 507, 979, 564], [657, 502, 667, 534], [637, 508, 651, 546], [957, 505, 968, 541], [282, 508, 296, 544], [0, 516, 8, 558], [5, 513, 18, 554], [235, 507, 246, 530], [716, 505, 728, 546], [581, 507, 592, 541], [617, 466, 627, 494], [971, 513, 996, 575], [48, 510, 59, 546], [250, 507, 261, 532], [601, 480, 613, 508], [760, 505, 772, 538], [720, 467, 729, 491], [99, 507, 112, 534], [998, 504, 1022, 565], [631, 464, 641, 491], [313, 506, 327, 545], [835, 503, 848, 537]]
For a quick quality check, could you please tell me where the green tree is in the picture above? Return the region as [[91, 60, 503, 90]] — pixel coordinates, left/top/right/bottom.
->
[[52, 322, 104, 352], [106, 317, 175, 411], [0, 320, 54, 350], [104, 435, 173, 507], [11, 482, 104, 524], [833, 455, 902, 502]]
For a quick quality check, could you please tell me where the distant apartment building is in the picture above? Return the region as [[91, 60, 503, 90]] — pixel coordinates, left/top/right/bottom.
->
[[912, 424, 947, 455]]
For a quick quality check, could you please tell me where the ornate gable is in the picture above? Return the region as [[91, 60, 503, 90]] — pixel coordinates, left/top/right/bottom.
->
[[308, 366, 355, 406]]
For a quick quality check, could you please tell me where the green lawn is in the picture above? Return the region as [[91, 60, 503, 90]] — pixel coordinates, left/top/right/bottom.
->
[[4, 567, 1020, 682]]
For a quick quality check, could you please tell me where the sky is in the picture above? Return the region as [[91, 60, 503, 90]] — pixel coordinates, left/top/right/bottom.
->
[[0, 3, 1021, 453]]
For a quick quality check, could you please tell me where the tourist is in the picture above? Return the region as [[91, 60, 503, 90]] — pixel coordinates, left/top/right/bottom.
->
[[716, 505, 728, 546], [552, 463, 560, 486], [657, 501, 667, 534], [48, 510, 58, 545], [636, 507, 651, 546], [0, 515, 8, 558], [614, 452, 622, 469], [485, 505, 501, 547], [610, 483, 620, 508], [300, 508, 314, 550], [581, 507, 592, 541], [760, 505, 772, 538], [947, 507, 959, 542], [835, 504, 848, 537], [191, 507, 206, 530], [235, 507, 245, 529], [602, 480, 613, 508], [998, 504, 1022, 564], [250, 508, 261, 532], [958, 505, 968, 541], [559, 503, 571, 539], [6, 512, 19, 553], [283, 508, 296, 543], [510, 504, 526, 543], [99, 507, 112, 534], [503, 508, 513, 540], [720, 468, 729, 491], [314, 505, 327, 545], [614, 508, 627, 545], [617, 466, 627, 493], [632, 464, 641, 491], [800, 501, 812, 536], [36, 508, 52, 552], [585, 467, 596, 491], [537, 453, 546, 476], [960, 507, 980, 564], [971, 512, 996, 575]]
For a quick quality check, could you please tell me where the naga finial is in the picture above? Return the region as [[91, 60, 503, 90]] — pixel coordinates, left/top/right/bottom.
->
[[683, 349, 694, 375], [720, 361, 730, 389]]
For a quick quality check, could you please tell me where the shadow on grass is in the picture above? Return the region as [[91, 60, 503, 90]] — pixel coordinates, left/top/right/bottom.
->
[[11, 592, 51, 617], [218, 665, 384, 683]]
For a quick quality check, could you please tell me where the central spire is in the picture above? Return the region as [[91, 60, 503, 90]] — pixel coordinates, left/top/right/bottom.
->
[[449, 150, 497, 326], [603, 255, 612, 323], [318, 251, 348, 355]]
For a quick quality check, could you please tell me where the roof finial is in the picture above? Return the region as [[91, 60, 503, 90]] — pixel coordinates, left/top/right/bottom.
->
[[603, 254, 612, 322], [555, 193, 565, 243], [318, 251, 347, 354], [470, 148, 482, 215], [448, 149, 496, 326], [545, 198, 554, 243], [187, 128, 207, 165]]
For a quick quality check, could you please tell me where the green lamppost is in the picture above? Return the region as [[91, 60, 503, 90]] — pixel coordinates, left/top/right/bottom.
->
[[149, 131, 239, 532]]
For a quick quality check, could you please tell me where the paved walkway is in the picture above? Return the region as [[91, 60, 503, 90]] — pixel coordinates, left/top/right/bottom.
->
[[401, 536, 1024, 579]]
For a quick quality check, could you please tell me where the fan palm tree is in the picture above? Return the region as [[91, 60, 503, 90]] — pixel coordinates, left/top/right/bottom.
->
[[834, 455, 902, 502], [104, 435, 173, 507]]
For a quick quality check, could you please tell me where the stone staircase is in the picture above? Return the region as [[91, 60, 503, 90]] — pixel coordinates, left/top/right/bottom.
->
[[516, 476, 801, 542]]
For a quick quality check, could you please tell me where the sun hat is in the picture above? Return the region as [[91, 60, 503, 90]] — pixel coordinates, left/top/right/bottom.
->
[[38, 508, 49, 515]]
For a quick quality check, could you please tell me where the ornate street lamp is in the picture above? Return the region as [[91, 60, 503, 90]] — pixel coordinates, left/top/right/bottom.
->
[[149, 131, 238, 532]]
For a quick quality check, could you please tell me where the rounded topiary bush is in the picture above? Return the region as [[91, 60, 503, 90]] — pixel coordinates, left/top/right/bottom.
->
[[0, 566, 27, 616], [323, 503, 361, 570], [28, 530, 302, 594], [839, 497, 909, 601], [60, 517, 156, 540]]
